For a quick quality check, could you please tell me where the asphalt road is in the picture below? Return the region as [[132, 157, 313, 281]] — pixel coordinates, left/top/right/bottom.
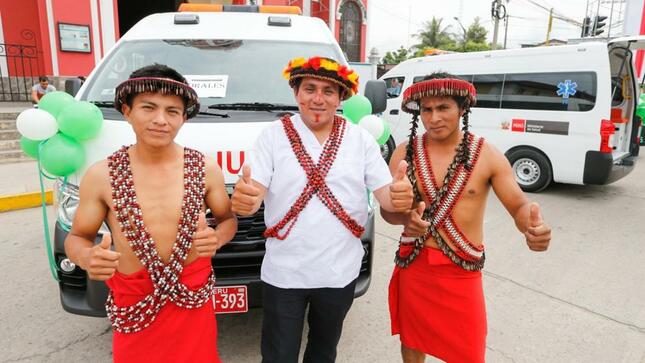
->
[[1, 164, 644, 362]]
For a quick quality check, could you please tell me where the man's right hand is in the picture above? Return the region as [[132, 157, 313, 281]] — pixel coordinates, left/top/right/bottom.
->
[[231, 165, 261, 216], [83, 233, 120, 281], [402, 201, 431, 237]]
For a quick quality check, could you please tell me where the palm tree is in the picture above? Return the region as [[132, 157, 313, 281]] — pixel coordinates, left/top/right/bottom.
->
[[413, 17, 456, 50]]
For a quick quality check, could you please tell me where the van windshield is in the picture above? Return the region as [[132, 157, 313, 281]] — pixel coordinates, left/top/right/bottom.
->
[[81, 39, 343, 108]]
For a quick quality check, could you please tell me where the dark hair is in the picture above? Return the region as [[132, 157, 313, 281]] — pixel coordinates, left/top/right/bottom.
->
[[125, 64, 188, 107], [39, 76, 49, 82]]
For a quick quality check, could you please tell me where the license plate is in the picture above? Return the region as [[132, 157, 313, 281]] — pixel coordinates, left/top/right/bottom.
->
[[213, 285, 248, 314]]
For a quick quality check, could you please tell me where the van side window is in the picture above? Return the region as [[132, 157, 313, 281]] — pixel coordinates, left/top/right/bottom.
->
[[501, 72, 596, 111], [384, 77, 404, 98], [472, 74, 504, 108]]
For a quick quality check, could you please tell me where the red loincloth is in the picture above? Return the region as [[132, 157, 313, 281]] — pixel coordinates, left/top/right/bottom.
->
[[389, 246, 487, 363], [106, 257, 220, 363]]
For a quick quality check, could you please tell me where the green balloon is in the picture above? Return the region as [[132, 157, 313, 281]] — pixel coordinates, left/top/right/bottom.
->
[[20, 136, 42, 158], [40, 133, 85, 177], [342, 95, 372, 124], [38, 91, 75, 118], [637, 104, 645, 120], [57, 101, 103, 140], [377, 119, 392, 146]]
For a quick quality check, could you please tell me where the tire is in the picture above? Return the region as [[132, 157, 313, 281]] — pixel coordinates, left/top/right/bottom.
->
[[506, 148, 552, 193], [380, 136, 396, 164]]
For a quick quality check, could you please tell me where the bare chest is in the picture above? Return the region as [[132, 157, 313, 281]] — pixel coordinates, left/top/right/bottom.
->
[[417, 152, 490, 207], [131, 168, 186, 259]]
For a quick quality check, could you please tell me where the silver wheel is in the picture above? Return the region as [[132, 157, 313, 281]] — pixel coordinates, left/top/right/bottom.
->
[[513, 158, 541, 186]]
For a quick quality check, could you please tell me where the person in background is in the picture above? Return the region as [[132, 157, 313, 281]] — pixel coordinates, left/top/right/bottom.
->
[[31, 76, 56, 103]]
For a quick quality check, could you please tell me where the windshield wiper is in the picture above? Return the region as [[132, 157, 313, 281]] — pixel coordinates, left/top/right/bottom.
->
[[208, 102, 299, 111], [90, 101, 115, 108], [197, 110, 230, 118]]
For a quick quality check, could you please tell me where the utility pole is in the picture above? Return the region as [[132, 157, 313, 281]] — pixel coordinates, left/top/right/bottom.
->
[[491, 0, 502, 49], [546, 8, 553, 46], [503, 13, 509, 49]]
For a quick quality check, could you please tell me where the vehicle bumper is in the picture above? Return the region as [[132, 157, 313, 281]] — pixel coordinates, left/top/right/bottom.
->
[[583, 151, 636, 185]]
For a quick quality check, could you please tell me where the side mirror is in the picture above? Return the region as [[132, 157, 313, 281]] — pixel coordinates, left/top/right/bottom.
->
[[364, 80, 386, 114], [65, 78, 82, 97]]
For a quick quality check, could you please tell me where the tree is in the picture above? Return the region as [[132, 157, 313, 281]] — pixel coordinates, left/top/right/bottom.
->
[[450, 17, 491, 52], [465, 17, 487, 44], [413, 17, 456, 50], [382, 46, 410, 65]]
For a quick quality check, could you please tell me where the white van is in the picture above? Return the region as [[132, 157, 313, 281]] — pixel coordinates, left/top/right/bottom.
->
[[381, 39, 642, 192], [54, 5, 385, 317]]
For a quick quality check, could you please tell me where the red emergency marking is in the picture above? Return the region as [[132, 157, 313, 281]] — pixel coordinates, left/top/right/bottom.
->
[[215, 151, 245, 174], [511, 119, 526, 132]]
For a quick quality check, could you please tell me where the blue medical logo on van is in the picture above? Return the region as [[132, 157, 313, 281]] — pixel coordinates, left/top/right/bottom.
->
[[556, 80, 577, 105]]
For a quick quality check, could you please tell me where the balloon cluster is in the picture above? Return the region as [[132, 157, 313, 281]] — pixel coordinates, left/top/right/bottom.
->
[[17, 91, 103, 176], [342, 95, 391, 145]]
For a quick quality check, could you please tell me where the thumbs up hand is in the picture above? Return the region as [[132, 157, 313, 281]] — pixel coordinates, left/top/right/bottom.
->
[[402, 201, 431, 237], [390, 160, 414, 212], [231, 165, 261, 216], [85, 233, 121, 281], [524, 202, 551, 251], [192, 212, 221, 257]]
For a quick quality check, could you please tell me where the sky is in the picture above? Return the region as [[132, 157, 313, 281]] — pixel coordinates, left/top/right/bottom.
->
[[366, 0, 628, 57]]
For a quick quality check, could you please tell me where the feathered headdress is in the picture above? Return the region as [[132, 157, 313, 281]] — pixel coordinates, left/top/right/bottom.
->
[[283, 56, 359, 100]]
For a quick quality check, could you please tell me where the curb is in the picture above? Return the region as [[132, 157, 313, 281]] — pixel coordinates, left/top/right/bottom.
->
[[0, 190, 53, 212]]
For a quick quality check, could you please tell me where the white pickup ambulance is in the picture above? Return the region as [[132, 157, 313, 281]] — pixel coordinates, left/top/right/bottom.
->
[[381, 39, 642, 192], [54, 4, 386, 317]]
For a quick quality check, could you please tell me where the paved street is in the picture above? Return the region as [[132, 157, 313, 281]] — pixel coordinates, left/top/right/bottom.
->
[[1, 163, 644, 362]]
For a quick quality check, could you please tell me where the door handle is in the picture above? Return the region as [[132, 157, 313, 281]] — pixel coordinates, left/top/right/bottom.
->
[[390, 109, 399, 115]]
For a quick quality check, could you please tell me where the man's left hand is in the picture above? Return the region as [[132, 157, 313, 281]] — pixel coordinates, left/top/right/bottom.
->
[[390, 160, 414, 212], [525, 202, 551, 252], [193, 212, 221, 257]]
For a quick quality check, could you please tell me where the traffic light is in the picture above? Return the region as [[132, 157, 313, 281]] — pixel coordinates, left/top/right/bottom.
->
[[592, 15, 608, 36], [581, 16, 591, 37]]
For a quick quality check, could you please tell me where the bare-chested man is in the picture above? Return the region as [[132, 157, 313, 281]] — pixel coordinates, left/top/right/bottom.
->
[[382, 72, 552, 363], [64, 64, 237, 363]]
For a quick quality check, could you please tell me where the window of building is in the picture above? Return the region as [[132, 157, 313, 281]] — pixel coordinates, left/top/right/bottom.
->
[[339, 1, 362, 62]]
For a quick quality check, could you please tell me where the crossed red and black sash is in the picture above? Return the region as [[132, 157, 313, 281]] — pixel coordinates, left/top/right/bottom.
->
[[264, 115, 365, 240]]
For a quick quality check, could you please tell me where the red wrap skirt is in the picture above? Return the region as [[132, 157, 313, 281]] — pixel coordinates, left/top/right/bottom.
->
[[106, 257, 221, 363], [389, 246, 487, 363]]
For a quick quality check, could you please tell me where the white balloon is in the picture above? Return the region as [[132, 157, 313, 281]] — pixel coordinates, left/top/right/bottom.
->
[[16, 108, 59, 141], [358, 114, 385, 140]]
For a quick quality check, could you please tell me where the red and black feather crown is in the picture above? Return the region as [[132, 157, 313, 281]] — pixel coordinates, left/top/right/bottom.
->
[[114, 77, 200, 119], [401, 78, 477, 114]]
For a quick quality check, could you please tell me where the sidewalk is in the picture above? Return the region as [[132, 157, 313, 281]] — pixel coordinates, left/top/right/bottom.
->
[[0, 161, 54, 212], [0, 102, 54, 212]]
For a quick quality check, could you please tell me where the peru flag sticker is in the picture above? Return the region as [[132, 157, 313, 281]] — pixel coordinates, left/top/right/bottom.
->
[[511, 119, 526, 132]]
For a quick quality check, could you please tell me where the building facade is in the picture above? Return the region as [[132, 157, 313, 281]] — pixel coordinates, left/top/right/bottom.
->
[[0, 0, 368, 101]]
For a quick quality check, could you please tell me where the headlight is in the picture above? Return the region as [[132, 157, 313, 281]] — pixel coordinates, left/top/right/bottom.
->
[[54, 179, 110, 235]]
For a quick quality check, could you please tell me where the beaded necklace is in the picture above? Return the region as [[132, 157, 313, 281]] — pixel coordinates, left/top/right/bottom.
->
[[105, 146, 216, 333], [264, 114, 365, 240], [395, 133, 486, 271]]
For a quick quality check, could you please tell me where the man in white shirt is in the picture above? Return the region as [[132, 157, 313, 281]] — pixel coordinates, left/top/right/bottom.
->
[[31, 76, 56, 103], [231, 56, 414, 363]]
